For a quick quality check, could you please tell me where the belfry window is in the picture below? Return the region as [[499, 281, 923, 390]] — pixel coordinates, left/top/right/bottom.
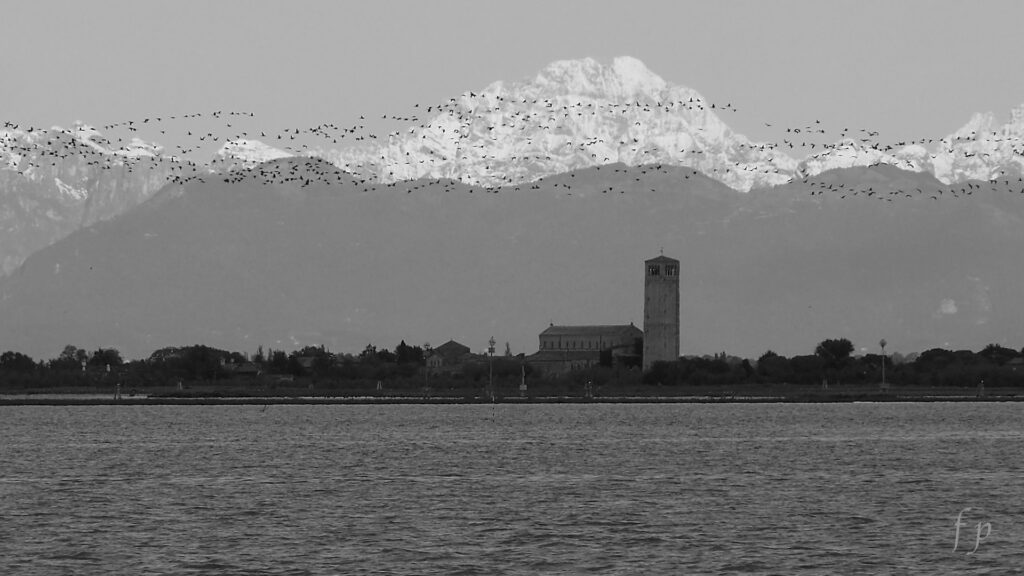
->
[[665, 265, 677, 277], [648, 265, 660, 276]]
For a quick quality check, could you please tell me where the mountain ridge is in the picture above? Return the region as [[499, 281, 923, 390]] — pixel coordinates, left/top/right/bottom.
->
[[2, 56, 1024, 279], [1, 159, 1022, 360]]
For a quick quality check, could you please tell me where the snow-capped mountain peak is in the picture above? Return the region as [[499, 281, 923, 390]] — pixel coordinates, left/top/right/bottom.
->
[[333, 56, 795, 191], [528, 56, 669, 100], [797, 138, 925, 177], [213, 139, 293, 170], [611, 55, 670, 96], [0, 123, 181, 275], [927, 106, 1024, 183]]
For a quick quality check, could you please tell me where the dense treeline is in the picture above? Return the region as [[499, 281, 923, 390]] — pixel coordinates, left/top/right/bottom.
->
[[0, 341, 532, 393], [643, 340, 1024, 389], [1, 338, 1023, 394]]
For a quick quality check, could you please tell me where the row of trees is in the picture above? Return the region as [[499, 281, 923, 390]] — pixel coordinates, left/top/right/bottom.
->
[[644, 339, 1024, 388], [1, 345, 123, 373], [3, 338, 1024, 390], [0, 340, 505, 389]]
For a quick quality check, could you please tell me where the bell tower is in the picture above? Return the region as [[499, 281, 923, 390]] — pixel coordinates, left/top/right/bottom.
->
[[643, 254, 680, 371]]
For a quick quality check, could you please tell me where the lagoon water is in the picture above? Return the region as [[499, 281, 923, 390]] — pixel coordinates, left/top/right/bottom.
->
[[1, 403, 1022, 575]]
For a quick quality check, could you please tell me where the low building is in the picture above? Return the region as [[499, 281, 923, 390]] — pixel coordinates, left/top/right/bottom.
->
[[223, 361, 262, 377], [527, 323, 643, 375], [425, 339, 473, 374]]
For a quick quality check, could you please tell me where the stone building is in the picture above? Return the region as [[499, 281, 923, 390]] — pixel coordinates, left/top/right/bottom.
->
[[527, 324, 642, 375], [525, 254, 680, 376], [643, 254, 680, 371], [425, 339, 472, 374]]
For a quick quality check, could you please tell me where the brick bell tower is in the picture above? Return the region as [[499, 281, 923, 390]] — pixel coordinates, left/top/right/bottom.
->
[[643, 254, 680, 371]]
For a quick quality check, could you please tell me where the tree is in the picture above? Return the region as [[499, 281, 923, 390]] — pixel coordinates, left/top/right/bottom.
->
[[60, 345, 78, 361], [377, 348, 396, 364], [815, 339, 853, 370], [0, 351, 36, 373], [268, 350, 289, 374], [979, 344, 1018, 366], [757, 350, 791, 381], [815, 339, 853, 385], [740, 359, 754, 379], [311, 354, 335, 377], [296, 345, 328, 358], [643, 360, 686, 385], [88, 348, 123, 368], [50, 345, 87, 371], [790, 355, 826, 384], [815, 339, 853, 363], [180, 345, 225, 380], [359, 344, 378, 363], [916, 348, 954, 371], [394, 340, 423, 365]]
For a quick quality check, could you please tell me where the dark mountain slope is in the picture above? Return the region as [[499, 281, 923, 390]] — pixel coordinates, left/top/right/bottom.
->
[[1, 160, 1022, 360]]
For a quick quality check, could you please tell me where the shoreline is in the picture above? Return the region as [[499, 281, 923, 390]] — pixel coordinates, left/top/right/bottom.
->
[[0, 394, 1016, 406]]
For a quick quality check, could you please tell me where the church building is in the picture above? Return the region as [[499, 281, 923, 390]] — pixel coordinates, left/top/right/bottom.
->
[[527, 324, 643, 375], [526, 253, 680, 375]]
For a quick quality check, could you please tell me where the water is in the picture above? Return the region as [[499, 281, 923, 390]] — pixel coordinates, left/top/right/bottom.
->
[[1, 403, 1022, 574]]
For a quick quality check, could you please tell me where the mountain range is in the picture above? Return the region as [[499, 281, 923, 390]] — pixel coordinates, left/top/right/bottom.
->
[[0, 155, 1021, 360], [0, 123, 196, 276], [2, 57, 1024, 360], [3, 57, 1023, 277]]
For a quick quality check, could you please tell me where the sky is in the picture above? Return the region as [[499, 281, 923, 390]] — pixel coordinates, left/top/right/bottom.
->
[[4, 0, 1024, 155], [3, 0, 1024, 358]]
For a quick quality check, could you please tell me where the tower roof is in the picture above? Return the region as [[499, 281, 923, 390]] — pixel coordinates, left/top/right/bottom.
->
[[645, 255, 678, 264]]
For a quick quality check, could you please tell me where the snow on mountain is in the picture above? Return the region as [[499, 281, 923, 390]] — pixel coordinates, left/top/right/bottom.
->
[[0, 123, 183, 275], [53, 176, 88, 201], [799, 105, 1024, 183], [314, 57, 1023, 192], [0, 121, 167, 172], [5, 57, 1024, 201], [213, 139, 293, 170], [797, 139, 926, 178], [328, 56, 798, 192], [3, 56, 1024, 278], [929, 106, 1024, 183]]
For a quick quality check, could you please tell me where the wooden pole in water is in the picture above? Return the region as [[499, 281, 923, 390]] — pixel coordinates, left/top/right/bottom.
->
[[880, 339, 887, 391]]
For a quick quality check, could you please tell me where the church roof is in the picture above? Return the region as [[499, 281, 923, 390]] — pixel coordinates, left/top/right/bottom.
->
[[433, 340, 471, 357], [526, 350, 602, 362], [540, 324, 642, 337]]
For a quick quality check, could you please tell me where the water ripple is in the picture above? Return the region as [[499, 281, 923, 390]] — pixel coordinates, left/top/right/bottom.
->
[[1, 403, 1023, 574]]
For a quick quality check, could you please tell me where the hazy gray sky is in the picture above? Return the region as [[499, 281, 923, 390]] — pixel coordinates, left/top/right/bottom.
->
[[4, 0, 1023, 150]]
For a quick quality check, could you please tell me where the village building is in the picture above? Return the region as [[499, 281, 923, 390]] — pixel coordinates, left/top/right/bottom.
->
[[425, 339, 473, 374], [223, 361, 262, 378]]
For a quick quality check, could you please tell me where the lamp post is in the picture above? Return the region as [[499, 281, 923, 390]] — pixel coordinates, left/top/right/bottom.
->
[[488, 336, 496, 400], [520, 362, 527, 397], [880, 339, 887, 391]]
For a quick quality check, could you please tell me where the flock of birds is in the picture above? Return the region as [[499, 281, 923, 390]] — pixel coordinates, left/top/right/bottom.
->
[[3, 89, 1024, 200], [805, 174, 1024, 201]]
